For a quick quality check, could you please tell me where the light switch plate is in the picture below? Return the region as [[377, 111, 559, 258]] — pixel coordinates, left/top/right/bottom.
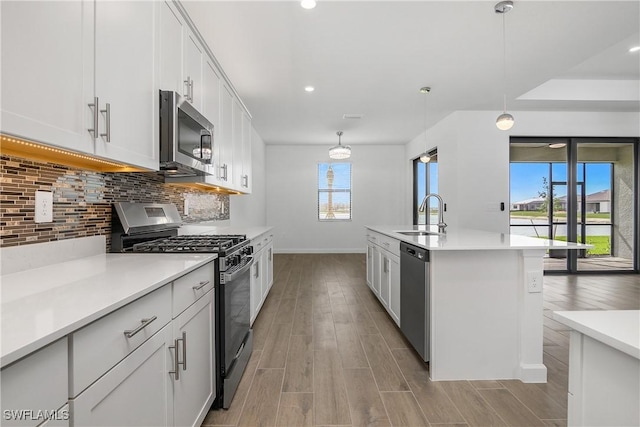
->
[[35, 190, 53, 223]]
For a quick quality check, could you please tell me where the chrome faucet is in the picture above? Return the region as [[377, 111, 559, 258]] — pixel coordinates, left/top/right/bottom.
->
[[419, 193, 447, 233]]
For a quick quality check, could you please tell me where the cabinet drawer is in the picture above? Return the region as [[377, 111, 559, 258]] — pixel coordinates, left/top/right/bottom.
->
[[251, 233, 265, 251], [378, 234, 400, 256], [70, 285, 171, 397], [366, 231, 380, 244], [173, 262, 215, 317], [1, 338, 68, 427]]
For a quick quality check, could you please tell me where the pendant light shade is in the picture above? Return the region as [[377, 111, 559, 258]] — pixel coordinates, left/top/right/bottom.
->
[[495, 1, 514, 131], [496, 112, 514, 130], [329, 131, 351, 159]]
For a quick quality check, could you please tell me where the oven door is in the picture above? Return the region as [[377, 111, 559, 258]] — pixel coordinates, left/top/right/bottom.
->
[[221, 259, 252, 375]]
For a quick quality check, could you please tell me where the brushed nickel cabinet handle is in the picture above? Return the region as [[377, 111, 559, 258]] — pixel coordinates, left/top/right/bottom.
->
[[189, 78, 194, 101], [123, 316, 157, 338], [87, 97, 99, 140], [192, 280, 209, 291], [184, 77, 191, 101], [100, 103, 111, 142], [180, 331, 187, 371], [169, 338, 180, 380]]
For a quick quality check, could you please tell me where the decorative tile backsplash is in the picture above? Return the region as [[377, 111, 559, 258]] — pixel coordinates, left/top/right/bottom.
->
[[0, 154, 229, 249]]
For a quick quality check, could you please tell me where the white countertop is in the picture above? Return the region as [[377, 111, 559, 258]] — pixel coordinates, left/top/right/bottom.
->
[[1, 253, 216, 367], [366, 225, 592, 251], [553, 310, 640, 360], [179, 224, 274, 241]]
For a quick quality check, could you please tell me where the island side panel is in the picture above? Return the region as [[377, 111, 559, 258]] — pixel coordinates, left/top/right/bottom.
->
[[430, 249, 545, 382], [519, 249, 547, 382]]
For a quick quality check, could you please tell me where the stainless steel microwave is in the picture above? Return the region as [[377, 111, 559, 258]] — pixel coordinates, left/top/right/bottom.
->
[[159, 90, 214, 177]]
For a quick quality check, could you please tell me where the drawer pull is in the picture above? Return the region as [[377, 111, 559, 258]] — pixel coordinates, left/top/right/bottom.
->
[[192, 280, 210, 291], [123, 316, 157, 338]]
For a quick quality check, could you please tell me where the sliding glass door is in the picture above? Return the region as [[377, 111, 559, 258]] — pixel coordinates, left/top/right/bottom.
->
[[510, 138, 638, 273], [413, 152, 438, 225]]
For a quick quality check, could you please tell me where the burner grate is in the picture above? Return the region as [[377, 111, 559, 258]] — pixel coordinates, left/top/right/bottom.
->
[[131, 234, 247, 254]]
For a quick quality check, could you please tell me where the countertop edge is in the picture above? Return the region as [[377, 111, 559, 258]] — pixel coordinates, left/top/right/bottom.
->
[[553, 310, 640, 360], [365, 225, 593, 251], [1, 254, 216, 368]]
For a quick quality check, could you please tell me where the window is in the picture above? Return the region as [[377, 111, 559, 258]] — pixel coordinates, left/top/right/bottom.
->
[[412, 150, 438, 224], [318, 162, 351, 221]]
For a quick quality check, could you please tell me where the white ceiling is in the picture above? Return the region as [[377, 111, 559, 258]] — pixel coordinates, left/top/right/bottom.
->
[[182, 1, 640, 146]]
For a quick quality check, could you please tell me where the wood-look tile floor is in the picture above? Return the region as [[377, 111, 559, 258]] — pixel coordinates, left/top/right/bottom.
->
[[203, 254, 640, 427]]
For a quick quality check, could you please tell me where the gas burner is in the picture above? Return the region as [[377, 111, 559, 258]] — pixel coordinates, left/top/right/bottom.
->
[[131, 234, 247, 255]]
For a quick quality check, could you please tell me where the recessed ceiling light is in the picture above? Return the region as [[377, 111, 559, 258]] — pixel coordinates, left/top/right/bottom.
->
[[304, 86, 315, 92], [301, 0, 316, 9], [629, 46, 640, 53]]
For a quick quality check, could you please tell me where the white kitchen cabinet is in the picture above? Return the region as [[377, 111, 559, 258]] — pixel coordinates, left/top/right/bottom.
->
[[239, 111, 252, 193], [171, 289, 215, 427], [158, 0, 185, 94], [0, 338, 68, 427], [0, 0, 94, 155], [366, 231, 400, 325], [183, 28, 204, 111], [232, 99, 243, 190], [366, 243, 375, 291], [93, 0, 159, 170], [1, 0, 159, 171], [250, 232, 274, 325], [219, 83, 235, 185], [71, 325, 173, 427]]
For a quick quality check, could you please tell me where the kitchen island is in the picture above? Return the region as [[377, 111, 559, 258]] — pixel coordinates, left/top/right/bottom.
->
[[365, 225, 589, 383]]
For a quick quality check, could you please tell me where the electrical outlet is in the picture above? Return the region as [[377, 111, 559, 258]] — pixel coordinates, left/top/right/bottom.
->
[[527, 271, 543, 293], [35, 190, 53, 223]]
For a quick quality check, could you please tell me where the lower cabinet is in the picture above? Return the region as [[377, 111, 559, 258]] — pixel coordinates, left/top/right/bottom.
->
[[250, 232, 274, 325], [172, 290, 215, 427], [366, 231, 401, 326], [71, 326, 173, 427], [0, 338, 68, 427]]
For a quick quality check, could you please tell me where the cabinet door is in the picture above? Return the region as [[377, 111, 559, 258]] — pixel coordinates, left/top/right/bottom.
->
[[172, 290, 215, 427], [158, 0, 184, 94], [0, 0, 94, 154], [232, 99, 244, 190], [219, 83, 234, 184], [202, 60, 224, 183], [240, 111, 252, 192], [266, 242, 274, 291], [94, 0, 159, 170], [183, 29, 203, 110], [379, 253, 390, 309], [388, 253, 401, 326], [372, 246, 381, 296], [366, 244, 374, 290], [250, 252, 261, 325], [72, 326, 173, 427]]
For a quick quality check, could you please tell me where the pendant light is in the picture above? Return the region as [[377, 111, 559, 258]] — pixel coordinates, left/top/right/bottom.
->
[[329, 131, 351, 159], [419, 86, 431, 163], [495, 1, 514, 131]]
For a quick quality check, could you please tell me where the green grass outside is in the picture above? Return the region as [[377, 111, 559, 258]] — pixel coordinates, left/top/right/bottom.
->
[[510, 211, 611, 220], [545, 235, 610, 256]]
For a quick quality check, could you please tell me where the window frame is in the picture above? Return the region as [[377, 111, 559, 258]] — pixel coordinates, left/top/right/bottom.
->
[[317, 161, 352, 222]]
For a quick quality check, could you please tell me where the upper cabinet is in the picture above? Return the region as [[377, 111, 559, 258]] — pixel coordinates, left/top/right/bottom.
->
[[1, 0, 160, 171], [93, 0, 159, 169], [1, 0, 252, 190], [159, 1, 253, 194], [1, 1, 95, 155]]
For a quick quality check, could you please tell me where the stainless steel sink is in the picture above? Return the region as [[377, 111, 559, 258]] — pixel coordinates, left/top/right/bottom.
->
[[394, 230, 441, 236]]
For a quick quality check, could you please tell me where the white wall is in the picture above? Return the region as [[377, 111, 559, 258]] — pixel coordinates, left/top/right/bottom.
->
[[266, 144, 406, 253], [405, 110, 640, 234], [230, 126, 267, 227]]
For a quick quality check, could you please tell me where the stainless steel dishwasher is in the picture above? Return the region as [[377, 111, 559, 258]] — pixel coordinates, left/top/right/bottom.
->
[[400, 242, 430, 362]]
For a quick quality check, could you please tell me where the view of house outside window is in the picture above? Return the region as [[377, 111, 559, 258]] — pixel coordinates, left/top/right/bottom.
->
[[318, 162, 351, 221]]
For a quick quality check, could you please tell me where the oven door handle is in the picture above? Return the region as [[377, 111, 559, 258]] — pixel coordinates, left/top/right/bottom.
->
[[222, 258, 253, 283]]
